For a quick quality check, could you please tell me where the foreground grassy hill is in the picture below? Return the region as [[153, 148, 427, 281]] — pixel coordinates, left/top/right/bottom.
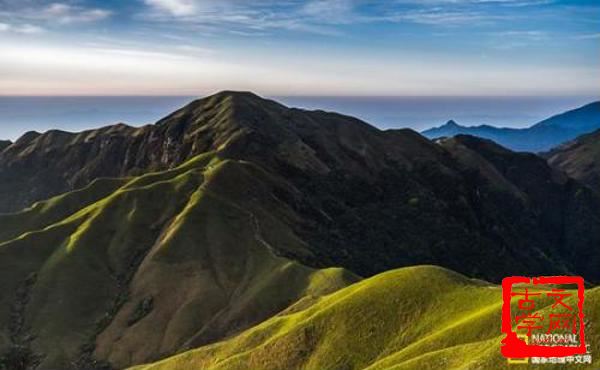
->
[[131, 265, 599, 370], [0, 154, 357, 369]]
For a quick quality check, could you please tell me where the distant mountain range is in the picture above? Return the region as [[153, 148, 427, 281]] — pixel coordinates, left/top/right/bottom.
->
[[0, 92, 599, 370], [422, 101, 600, 152]]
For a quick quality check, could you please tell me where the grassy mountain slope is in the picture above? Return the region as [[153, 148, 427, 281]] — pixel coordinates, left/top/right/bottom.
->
[[546, 129, 600, 190], [0, 177, 130, 242], [0, 92, 283, 213], [131, 265, 600, 370], [2, 92, 600, 369], [2, 92, 599, 282], [422, 101, 600, 152], [0, 154, 357, 370]]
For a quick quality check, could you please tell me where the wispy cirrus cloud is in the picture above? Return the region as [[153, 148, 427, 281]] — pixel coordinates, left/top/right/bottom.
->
[[395, 0, 555, 5], [489, 30, 550, 49], [36, 3, 112, 24], [384, 8, 509, 25], [0, 22, 45, 34], [139, 0, 540, 33], [0, 2, 111, 36], [573, 32, 600, 40], [301, 0, 357, 23], [0, 0, 597, 96], [140, 0, 346, 35]]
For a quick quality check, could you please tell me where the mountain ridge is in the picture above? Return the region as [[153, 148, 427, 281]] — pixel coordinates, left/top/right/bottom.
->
[[545, 128, 600, 190], [422, 101, 600, 152], [1, 92, 599, 283], [1, 91, 600, 369], [0, 91, 394, 213]]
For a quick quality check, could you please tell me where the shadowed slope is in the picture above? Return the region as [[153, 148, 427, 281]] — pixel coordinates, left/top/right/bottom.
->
[[0, 140, 11, 152], [546, 129, 600, 190], [438, 135, 600, 281]]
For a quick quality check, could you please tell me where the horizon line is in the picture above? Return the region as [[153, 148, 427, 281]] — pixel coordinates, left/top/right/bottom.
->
[[0, 93, 598, 99]]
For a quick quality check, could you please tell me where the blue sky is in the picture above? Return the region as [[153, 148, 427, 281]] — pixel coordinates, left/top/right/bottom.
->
[[0, 0, 598, 96]]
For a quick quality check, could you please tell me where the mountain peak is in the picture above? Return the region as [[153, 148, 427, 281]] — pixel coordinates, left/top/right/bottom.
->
[[421, 119, 465, 139], [14, 130, 42, 145], [194, 90, 280, 110], [156, 90, 286, 127], [210, 90, 263, 100]]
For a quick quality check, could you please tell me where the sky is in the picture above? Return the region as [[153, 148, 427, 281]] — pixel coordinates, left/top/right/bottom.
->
[[0, 0, 599, 96]]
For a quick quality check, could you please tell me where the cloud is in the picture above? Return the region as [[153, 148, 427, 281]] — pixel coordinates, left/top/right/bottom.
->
[[394, 0, 554, 5], [2, 39, 598, 96], [144, 0, 197, 17], [0, 22, 45, 34], [140, 0, 344, 35], [488, 30, 550, 49], [37, 3, 112, 24], [385, 8, 508, 25], [139, 0, 531, 33], [0, 0, 596, 97], [0, 2, 111, 33], [174, 44, 215, 55], [493, 30, 547, 39], [301, 0, 357, 23], [574, 33, 600, 40], [15, 23, 45, 34]]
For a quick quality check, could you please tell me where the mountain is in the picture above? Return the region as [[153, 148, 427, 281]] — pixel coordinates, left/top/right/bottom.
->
[[0, 91, 426, 213], [422, 101, 600, 152], [2, 92, 599, 281], [545, 128, 600, 190], [1, 91, 599, 369], [0, 154, 358, 370], [0, 140, 11, 152], [130, 266, 600, 370]]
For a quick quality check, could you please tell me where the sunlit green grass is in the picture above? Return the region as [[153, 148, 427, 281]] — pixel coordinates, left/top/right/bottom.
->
[[131, 266, 599, 370], [0, 153, 358, 369]]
